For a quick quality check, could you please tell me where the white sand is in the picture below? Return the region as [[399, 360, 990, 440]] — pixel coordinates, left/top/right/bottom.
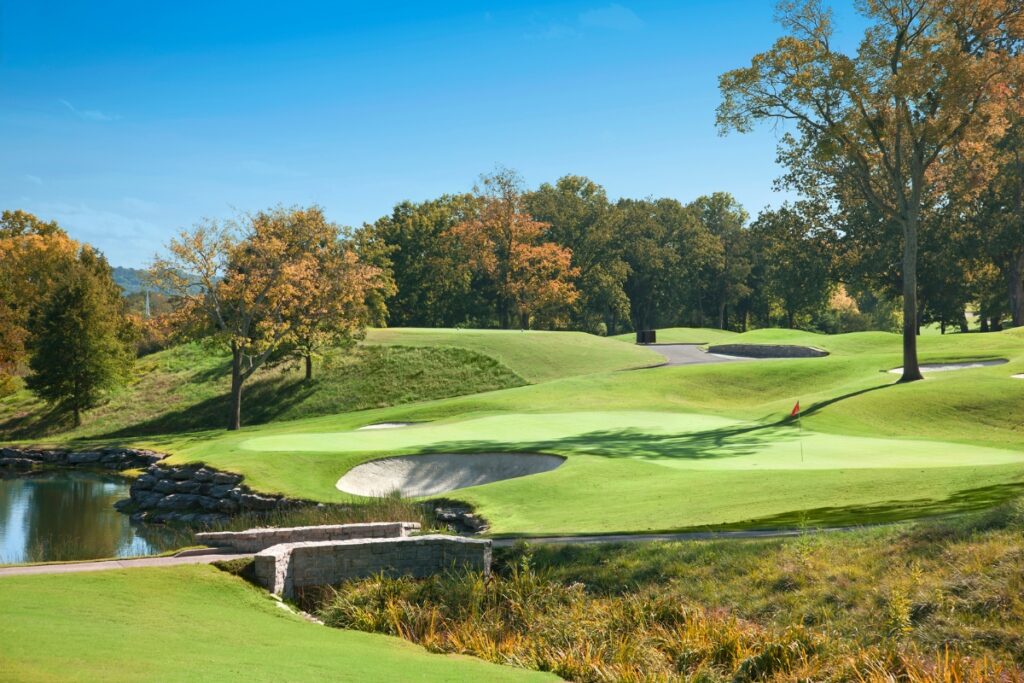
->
[[336, 453, 565, 498], [887, 359, 1008, 374], [356, 422, 416, 431]]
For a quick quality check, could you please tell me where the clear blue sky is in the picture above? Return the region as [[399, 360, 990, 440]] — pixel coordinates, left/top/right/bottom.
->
[[0, 1, 864, 267]]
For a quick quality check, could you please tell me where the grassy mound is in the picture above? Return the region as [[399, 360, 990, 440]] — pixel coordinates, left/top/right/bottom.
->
[[0, 342, 525, 441], [366, 328, 662, 382], [0, 565, 552, 682]]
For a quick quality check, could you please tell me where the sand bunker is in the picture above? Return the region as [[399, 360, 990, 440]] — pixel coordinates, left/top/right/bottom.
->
[[706, 344, 828, 359], [336, 453, 566, 498], [887, 359, 1008, 374], [1012, 374, 1024, 379], [357, 422, 416, 431]]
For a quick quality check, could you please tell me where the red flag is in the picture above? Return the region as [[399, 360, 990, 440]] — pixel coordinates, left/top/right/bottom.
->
[[790, 401, 800, 417]]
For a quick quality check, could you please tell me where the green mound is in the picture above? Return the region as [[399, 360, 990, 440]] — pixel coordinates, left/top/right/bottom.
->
[[0, 342, 524, 441], [366, 327, 663, 382]]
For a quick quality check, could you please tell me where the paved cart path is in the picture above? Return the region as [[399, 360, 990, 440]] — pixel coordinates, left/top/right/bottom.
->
[[640, 343, 747, 367], [0, 525, 869, 577]]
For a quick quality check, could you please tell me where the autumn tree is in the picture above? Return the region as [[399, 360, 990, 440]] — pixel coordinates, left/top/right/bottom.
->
[[25, 249, 134, 426], [718, 0, 1023, 381], [449, 169, 579, 329], [526, 176, 631, 334], [152, 206, 379, 430], [0, 211, 80, 389], [281, 209, 388, 381], [750, 204, 835, 328]]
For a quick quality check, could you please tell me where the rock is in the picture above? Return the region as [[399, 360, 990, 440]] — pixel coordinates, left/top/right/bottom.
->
[[169, 468, 196, 481], [197, 496, 222, 512], [210, 471, 242, 485], [157, 493, 200, 511], [192, 468, 214, 482], [66, 451, 102, 464], [0, 457, 35, 469], [113, 498, 134, 512], [153, 479, 178, 494], [238, 493, 278, 511], [216, 498, 240, 514], [204, 483, 236, 498], [133, 474, 158, 490]]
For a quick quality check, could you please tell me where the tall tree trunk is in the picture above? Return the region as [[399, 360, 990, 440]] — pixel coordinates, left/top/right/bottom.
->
[[228, 344, 243, 431], [981, 314, 990, 333], [900, 217, 923, 382], [959, 311, 969, 333], [786, 309, 794, 330], [718, 300, 726, 330], [304, 354, 313, 381], [73, 406, 81, 428], [1008, 253, 1024, 327]]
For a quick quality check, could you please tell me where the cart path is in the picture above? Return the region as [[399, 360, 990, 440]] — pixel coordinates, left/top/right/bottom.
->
[[639, 343, 749, 367], [0, 525, 868, 577]]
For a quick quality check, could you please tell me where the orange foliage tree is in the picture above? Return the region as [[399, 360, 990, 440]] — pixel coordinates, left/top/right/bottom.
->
[[152, 206, 385, 430], [449, 169, 579, 329]]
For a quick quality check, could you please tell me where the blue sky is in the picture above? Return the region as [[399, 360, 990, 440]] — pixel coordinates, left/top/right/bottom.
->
[[0, 1, 864, 267]]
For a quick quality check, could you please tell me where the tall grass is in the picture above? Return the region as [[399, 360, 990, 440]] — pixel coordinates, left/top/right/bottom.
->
[[312, 504, 1024, 682]]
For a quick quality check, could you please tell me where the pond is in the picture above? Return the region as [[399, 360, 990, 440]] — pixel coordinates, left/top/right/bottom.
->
[[0, 470, 184, 564]]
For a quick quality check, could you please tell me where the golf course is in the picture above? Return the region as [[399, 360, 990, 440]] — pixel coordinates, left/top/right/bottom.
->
[[109, 326, 1024, 536]]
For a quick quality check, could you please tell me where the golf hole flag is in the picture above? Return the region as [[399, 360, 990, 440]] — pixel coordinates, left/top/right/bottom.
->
[[791, 401, 800, 417]]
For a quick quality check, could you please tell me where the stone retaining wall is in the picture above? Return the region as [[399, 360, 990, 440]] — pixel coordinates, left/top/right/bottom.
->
[[126, 462, 308, 525], [0, 446, 163, 471], [707, 343, 828, 359], [255, 535, 492, 599], [196, 521, 421, 553], [0, 445, 308, 525]]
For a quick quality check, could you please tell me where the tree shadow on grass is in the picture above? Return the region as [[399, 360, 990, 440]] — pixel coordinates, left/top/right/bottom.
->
[[93, 376, 319, 439], [400, 382, 897, 464]]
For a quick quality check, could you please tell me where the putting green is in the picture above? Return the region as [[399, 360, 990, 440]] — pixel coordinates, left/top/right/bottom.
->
[[242, 410, 1024, 471]]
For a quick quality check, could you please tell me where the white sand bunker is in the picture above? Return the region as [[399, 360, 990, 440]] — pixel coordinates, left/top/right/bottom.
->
[[888, 359, 1008, 374], [357, 422, 416, 431], [1013, 374, 1024, 380], [336, 453, 565, 498]]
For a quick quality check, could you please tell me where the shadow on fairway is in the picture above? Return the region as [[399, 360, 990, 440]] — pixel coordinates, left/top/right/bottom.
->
[[402, 382, 898, 463]]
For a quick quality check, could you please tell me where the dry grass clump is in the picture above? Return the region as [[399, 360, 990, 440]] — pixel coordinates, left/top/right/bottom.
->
[[312, 503, 1024, 682]]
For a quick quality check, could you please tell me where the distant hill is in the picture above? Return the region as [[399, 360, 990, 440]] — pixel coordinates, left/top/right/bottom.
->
[[111, 266, 151, 294]]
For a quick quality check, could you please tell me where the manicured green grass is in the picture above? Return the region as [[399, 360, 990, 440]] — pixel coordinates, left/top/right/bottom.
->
[[125, 327, 1024, 536], [0, 565, 553, 682], [610, 326, 742, 345], [366, 327, 663, 382], [0, 342, 525, 440]]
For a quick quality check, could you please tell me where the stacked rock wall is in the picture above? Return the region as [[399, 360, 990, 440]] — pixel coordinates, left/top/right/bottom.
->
[[0, 446, 163, 471], [255, 535, 492, 598]]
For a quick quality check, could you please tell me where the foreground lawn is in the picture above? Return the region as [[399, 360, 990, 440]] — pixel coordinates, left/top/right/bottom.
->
[[0, 564, 554, 682], [124, 328, 1024, 535]]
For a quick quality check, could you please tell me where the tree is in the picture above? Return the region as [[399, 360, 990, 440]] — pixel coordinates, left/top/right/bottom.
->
[[284, 213, 388, 381], [0, 212, 79, 389], [718, 0, 1023, 381], [750, 204, 835, 328], [25, 250, 134, 426], [527, 176, 631, 334], [153, 206, 380, 430], [690, 193, 752, 330], [362, 194, 481, 327], [449, 168, 579, 329]]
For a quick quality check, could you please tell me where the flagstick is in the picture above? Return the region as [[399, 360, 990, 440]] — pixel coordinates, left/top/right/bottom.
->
[[798, 412, 804, 463]]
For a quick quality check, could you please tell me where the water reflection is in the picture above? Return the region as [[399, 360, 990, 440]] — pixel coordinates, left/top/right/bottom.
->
[[0, 471, 182, 563]]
